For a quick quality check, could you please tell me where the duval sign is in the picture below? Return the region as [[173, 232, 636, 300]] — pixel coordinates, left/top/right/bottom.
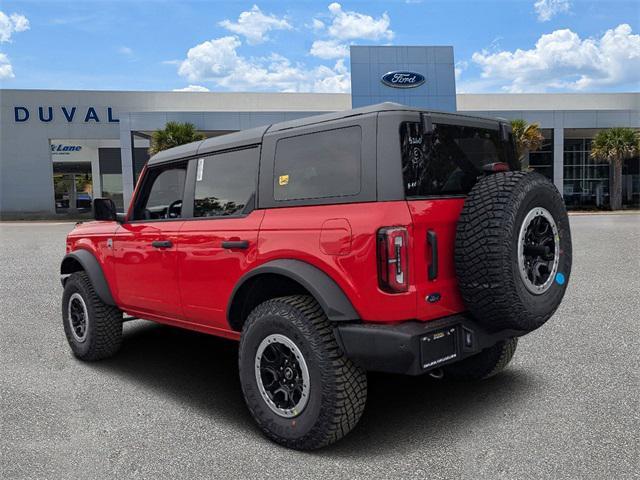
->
[[14, 106, 119, 123], [381, 71, 426, 89]]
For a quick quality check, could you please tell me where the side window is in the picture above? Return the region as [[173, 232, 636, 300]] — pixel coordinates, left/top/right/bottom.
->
[[135, 165, 187, 220], [194, 148, 259, 217], [274, 126, 361, 201], [400, 122, 508, 197]]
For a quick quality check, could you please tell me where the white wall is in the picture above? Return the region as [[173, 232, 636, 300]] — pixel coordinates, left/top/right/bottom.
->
[[0, 90, 350, 215]]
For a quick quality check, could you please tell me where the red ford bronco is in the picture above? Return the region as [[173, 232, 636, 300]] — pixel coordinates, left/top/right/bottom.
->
[[61, 103, 571, 450]]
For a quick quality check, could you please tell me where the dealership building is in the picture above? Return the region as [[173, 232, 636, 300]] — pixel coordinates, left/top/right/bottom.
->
[[1, 45, 638, 218]]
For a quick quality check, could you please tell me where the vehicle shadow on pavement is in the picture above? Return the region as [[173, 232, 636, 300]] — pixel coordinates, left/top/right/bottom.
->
[[325, 370, 537, 458], [91, 320, 255, 433], [91, 320, 537, 456]]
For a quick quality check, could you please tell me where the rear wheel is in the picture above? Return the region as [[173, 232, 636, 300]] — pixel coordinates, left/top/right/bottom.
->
[[62, 272, 122, 361], [238, 295, 367, 450], [444, 338, 518, 380]]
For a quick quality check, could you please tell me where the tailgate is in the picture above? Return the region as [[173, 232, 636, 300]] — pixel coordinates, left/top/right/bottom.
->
[[407, 198, 466, 321]]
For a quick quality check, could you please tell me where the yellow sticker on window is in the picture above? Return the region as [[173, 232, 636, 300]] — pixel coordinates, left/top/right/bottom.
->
[[278, 174, 289, 186]]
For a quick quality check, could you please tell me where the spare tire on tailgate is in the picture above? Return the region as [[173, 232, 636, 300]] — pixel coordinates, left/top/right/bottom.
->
[[455, 171, 572, 333]]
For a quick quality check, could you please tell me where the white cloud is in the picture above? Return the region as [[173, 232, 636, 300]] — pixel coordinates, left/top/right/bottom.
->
[[310, 39, 349, 60], [173, 85, 210, 92], [471, 24, 640, 92], [0, 11, 30, 43], [178, 36, 243, 82], [308, 3, 393, 60], [311, 18, 325, 32], [311, 59, 351, 93], [324, 3, 393, 41], [0, 52, 14, 79], [118, 46, 133, 56], [177, 35, 350, 93], [454, 60, 468, 81], [533, 0, 571, 22], [219, 5, 291, 45]]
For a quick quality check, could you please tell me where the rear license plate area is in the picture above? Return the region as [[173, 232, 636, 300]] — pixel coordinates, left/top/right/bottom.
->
[[420, 326, 458, 370]]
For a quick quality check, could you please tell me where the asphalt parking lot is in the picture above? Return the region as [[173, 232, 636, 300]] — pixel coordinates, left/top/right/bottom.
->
[[1, 214, 638, 479]]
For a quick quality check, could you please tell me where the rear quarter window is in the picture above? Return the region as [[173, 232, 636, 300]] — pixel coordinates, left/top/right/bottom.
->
[[273, 126, 362, 201], [401, 121, 510, 197]]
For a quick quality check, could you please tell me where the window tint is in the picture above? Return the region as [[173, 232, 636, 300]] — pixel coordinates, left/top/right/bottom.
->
[[194, 148, 258, 217], [137, 166, 187, 220], [274, 126, 361, 201], [400, 122, 512, 197]]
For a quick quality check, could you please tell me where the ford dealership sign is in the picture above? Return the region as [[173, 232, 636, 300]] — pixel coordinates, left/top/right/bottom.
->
[[14, 106, 119, 123], [381, 71, 426, 89]]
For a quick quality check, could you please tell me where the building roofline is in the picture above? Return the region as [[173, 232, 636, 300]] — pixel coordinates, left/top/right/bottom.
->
[[457, 92, 639, 111]]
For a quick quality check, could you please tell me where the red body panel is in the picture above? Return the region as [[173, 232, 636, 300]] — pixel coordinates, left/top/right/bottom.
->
[[257, 202, 417, 323], [177, 210, 265, 329], [66, 221, 120, 294], [111, 221, 184, 318], [406, 199, 466, 320], [66, 198, 467, 337]]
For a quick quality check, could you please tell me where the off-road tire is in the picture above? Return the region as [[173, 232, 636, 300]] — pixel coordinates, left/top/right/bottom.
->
[[238, 295, 367, 450], [444, 338, 518, 380], [62, 272, 122, 361], [455, 171, 572, 332]]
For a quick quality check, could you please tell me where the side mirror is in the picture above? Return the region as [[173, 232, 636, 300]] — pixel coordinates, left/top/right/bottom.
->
[[93, 198, 119, 222]]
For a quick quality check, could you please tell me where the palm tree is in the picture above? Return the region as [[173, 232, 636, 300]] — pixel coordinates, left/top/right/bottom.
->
[[510, 119, 545, 166], [511, 118, 544, 170], [590, 127, 640, 210], [149, 121, 205, 155]]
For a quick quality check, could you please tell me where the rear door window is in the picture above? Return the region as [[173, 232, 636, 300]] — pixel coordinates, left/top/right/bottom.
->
[[193, 147, 259, 217], [273, 126, 361, 201], [401, 121, 511, 197]]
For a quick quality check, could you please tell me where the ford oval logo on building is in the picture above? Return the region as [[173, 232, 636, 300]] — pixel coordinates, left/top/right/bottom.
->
[[381, 71, 426, 89]]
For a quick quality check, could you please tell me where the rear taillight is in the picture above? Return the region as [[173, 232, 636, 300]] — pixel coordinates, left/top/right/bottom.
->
[[377, 226, 409, 293], [482, 162, 510, 173]]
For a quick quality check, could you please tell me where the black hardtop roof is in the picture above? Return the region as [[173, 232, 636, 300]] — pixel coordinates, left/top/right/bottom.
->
[[147, 102, 504, 166]]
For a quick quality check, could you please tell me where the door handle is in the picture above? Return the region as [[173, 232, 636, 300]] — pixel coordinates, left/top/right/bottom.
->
[[427, 230, 438, 280], [151, 240, 173, 249], [221, 240, 249, 249]]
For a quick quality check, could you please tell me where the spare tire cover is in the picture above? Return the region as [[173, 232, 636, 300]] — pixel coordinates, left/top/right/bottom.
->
[[455, 171, 572, 333]]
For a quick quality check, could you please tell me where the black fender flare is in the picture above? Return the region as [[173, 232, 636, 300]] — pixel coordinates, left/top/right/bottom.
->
[[228, 259, 359, 323], [60, 250, 116, 306]]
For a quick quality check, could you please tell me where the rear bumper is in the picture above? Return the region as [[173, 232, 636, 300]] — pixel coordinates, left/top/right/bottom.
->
[[334, 314, 525, 376]]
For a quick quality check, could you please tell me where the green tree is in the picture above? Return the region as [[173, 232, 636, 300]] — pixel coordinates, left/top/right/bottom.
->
[[590, 127, 640, 210], [149, 121, 205, 155], [510, 119, 545, 166]]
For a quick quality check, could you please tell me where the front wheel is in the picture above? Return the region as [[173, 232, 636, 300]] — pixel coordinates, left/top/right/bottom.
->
[[62, 272, 122, 361], [238, 295, 367, 450]]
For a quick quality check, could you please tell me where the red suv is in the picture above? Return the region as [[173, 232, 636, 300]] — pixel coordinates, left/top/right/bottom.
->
[[61, 103, 572, 450]]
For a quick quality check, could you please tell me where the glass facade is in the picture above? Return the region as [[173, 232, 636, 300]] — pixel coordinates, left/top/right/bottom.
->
[[52, 163, 93, 214], [563, 138, 611, 209], [98, 148, 124, 210], [622, 155, 640, 208], [528, 129, 554, 181]]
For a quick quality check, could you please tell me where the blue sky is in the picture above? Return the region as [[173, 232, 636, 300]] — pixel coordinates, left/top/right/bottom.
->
[[0, 0, 638, 93]]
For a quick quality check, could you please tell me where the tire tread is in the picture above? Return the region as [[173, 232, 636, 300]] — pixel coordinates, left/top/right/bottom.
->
[[455, 171, 570, 332], [62, 272, 122, 361], [239, 295, 367, 450]]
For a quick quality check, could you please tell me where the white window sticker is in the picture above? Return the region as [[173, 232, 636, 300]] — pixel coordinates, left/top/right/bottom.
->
[[196, 158, 204, 181]]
